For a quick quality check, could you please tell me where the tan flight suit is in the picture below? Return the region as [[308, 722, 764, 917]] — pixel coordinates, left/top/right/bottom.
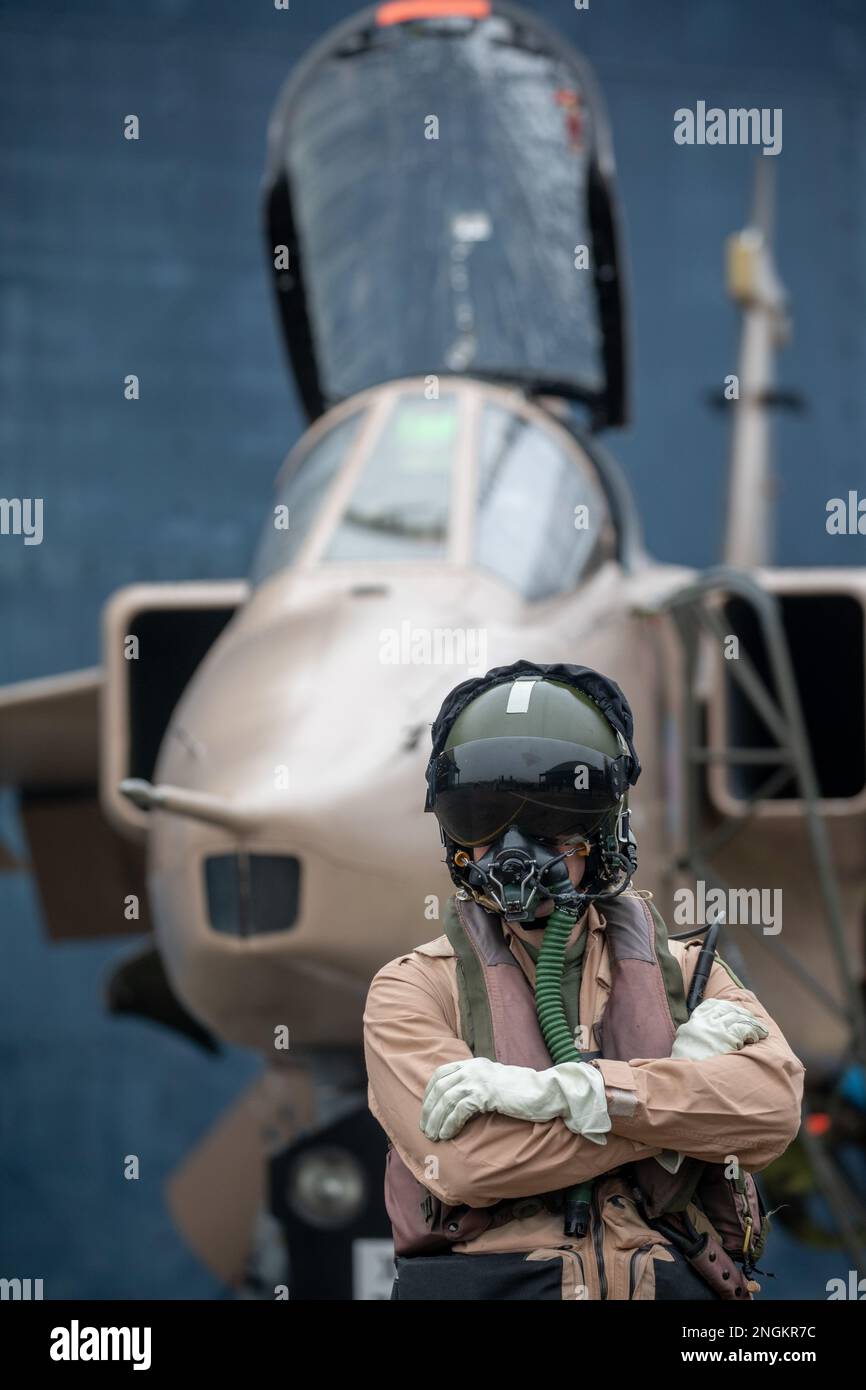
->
[[363, 896, 805, 1299]]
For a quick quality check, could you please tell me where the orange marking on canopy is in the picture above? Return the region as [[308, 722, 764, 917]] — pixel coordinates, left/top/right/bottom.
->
[[377, 1, 491, 26]]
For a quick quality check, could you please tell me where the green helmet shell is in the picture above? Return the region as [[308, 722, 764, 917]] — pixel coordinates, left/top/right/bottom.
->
[[444, 679, 622, 759], [432, 676, 630, 851]]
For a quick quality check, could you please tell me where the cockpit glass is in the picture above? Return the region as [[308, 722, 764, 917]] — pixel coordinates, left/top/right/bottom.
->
[[324, 393, 456, 562], [276, 15, 609, 411], [474, 404, 609, 600], [250, 410, 363, 585], [252, 388, 612, 590]]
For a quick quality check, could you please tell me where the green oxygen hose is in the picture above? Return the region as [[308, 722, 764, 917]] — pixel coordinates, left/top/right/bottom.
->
[[535, 904, 593, 1239]]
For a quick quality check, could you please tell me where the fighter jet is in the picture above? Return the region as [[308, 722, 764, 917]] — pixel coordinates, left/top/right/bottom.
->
[[2, 1, 864, 1297]]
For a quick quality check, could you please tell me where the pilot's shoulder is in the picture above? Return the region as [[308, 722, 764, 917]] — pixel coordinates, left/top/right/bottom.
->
[[618, 890, 704, 961], [629, 892, 746, 987], [666, 935, 705, 966], [413, 934, 456, 959], [367, 935, 455, 986], [365, 936, 457, 1023], [664, 934, 747, 994]]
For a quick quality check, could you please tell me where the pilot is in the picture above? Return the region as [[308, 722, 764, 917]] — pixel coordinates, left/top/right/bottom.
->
[[363, 660, 805, 1301]]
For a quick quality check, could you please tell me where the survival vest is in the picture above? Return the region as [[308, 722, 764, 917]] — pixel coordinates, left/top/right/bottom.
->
[[384, 890, 768, 1300]]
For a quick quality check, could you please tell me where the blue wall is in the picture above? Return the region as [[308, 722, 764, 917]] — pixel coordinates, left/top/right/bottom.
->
[[1, 0, 864, 1297]]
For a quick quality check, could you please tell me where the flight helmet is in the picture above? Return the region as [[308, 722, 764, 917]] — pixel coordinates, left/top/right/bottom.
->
[[425, 662, 641, 920]]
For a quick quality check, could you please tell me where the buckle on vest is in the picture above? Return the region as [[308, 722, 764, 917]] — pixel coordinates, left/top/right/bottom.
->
[[421, 1194, 434, 1227]]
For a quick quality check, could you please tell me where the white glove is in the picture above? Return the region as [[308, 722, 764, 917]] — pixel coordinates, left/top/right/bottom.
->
[[420, 1057, 611, 1143], [653, 1000, 769, 1175], [671, 998, 769, 1062]]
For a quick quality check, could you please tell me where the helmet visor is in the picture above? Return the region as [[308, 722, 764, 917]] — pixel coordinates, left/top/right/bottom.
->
[[431, 736, 626, 847]]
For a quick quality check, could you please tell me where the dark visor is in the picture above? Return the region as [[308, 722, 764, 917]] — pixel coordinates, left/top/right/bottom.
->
[[431, 736, 627, 847]]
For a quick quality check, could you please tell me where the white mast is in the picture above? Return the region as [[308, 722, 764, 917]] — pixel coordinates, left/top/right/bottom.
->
[[723, 161, 789, 567]]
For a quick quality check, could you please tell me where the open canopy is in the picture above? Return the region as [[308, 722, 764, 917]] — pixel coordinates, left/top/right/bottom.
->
[[264, 1, 630, 429]]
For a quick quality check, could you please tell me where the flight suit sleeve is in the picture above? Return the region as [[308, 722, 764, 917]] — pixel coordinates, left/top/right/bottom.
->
[[590, 952, 805, 1172], [363, 953, 665, 1209]]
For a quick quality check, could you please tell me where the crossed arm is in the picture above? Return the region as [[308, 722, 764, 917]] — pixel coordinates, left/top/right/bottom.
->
[[364, 957, 664, 1207], [590, 961, 805, 1171], [363, 954, 805, 1210]]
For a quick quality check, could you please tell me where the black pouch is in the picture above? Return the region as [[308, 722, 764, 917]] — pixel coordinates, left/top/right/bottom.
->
[[391, 1251, 563, 1301]]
